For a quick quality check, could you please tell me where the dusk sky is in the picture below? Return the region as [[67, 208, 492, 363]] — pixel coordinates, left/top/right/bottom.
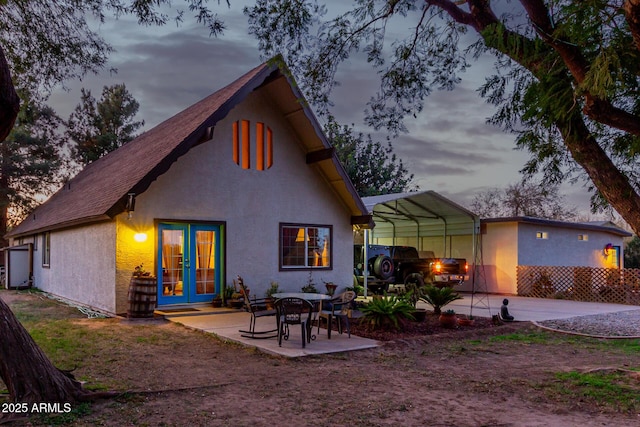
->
[[48, 1, 596, 216]]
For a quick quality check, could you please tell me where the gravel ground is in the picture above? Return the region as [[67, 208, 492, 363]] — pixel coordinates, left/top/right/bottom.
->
[[537, 309, 640, 337]]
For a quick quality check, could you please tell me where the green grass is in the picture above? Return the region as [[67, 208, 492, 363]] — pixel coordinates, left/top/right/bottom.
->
[[487, 331, 640, 354], [33, 402, 92, 426], [551, 370, 640, 413], [487, 330, 555, 344]]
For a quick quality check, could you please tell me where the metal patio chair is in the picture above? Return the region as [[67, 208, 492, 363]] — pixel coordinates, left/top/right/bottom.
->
[[237, 277, 278, 339], [275, 297, 315, 348]]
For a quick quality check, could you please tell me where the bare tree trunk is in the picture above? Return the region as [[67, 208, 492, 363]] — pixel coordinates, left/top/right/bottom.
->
[[0, 296, 113, 414], [0, 46, 19, 143]]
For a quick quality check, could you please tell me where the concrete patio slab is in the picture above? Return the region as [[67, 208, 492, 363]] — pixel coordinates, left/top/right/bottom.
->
[[163, 310, 380, 358]]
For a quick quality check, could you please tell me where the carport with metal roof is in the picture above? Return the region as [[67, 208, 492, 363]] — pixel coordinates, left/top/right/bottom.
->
[[358, 191, 481, 296]]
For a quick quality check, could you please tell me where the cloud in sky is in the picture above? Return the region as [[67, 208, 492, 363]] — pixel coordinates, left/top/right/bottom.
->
[[47, 1, 594, 214]]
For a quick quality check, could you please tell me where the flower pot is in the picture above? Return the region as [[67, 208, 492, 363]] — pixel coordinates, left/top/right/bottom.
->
[[212, 299, 223, 308], [458, 317, 475, 326], [439, 312, 458, 328], [412, 308, 427, 322], [325, 283, 338, 296], [230, 299, 244, 309]]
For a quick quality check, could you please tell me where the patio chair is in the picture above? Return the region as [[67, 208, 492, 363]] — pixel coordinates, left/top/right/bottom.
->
[[317, 291, 356, 339], [237, 277, 278, 339], [275, 297, 315, 348]]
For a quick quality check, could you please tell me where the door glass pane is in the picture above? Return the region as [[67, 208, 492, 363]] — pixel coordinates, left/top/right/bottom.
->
[[195, 230, 216, 295], [161, 229, 184, 296]]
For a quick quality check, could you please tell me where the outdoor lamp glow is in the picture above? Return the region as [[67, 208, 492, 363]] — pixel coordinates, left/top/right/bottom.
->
[[134, 233, 147, 243]]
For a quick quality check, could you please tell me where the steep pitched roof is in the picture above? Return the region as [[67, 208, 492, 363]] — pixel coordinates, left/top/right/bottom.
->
[[8, 57, 372, 238]]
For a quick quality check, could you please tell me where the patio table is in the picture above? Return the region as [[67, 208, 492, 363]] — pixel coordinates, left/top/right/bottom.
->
[[272, 292, 332, 301], [272, 293, 331, 343]]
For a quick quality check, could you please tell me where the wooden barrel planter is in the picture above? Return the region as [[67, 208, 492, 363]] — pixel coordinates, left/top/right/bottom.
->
[[127, 275, 157, 318]]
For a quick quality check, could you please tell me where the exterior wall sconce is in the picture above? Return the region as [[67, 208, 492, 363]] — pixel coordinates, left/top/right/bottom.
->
[[603, 243, 613, 256], [126, 193, 136, 219]]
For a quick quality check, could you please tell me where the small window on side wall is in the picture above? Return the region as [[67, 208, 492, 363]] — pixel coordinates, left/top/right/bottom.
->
[[42, 232, 51, 267], [578, 234, 588, 241], [536, 231, 548, 239], [280, 224, 332, 270]]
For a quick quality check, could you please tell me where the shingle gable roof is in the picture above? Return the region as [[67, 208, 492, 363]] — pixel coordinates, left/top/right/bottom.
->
[[8, 58, 371, 238]]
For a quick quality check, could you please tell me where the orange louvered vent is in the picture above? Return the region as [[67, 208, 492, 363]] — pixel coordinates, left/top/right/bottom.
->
[[232, 120, 273, 170]]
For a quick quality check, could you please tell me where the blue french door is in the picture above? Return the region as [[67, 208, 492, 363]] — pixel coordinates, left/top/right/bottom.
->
[[157, 223, 222, 305]]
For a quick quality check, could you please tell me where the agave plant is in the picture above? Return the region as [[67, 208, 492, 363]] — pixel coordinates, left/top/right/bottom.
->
[[359, 294, 415, 330], [419, 285, 463, 314]]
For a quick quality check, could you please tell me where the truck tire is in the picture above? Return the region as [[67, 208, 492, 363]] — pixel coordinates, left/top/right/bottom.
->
[[373, 255, 394, 280]]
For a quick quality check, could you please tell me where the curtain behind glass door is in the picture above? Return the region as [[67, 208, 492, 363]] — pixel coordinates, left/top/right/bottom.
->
[[161, 229, 184, 296]]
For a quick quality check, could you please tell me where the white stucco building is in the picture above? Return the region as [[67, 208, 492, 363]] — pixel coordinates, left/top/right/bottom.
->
[[474, 217, 632, 294], [6, 58, 372, 315]]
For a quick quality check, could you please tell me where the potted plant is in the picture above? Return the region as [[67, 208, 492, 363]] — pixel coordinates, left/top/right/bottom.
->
[[301, 272, 318, 293], [223, 284, 235, 307], [132, 263, 151, 277], [439, 309, 458, 328], [212, 294, 223, 308], [264, 282, 280, 309], [323, 281, 338, 296], [419, 285, 463, 315], [128, 264, 157, 318]]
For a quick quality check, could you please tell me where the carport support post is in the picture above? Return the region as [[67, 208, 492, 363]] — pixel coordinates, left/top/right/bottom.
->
[[363, 229, 369, 298]]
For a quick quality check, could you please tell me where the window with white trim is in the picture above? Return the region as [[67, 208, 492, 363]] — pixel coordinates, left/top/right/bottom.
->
[[42, 232, 50, 267]]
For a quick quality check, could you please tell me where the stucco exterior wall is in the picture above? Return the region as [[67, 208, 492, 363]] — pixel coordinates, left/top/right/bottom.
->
[[117, 86, 356, 302], [516, 223, 624, 268], [477, 222, 519, 294], [475, 221, 627, 295], [31, 222, 117, 313]]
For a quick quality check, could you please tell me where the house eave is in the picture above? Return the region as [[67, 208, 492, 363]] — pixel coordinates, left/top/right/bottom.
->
[[6, 215, 112, 239]]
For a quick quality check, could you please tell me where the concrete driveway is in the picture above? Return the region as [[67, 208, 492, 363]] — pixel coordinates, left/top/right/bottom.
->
[[443, 293, 638, 322]]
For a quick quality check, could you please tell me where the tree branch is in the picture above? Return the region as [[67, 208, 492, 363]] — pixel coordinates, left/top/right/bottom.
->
[[624, 0, 640, 51], [521, 0, 640, 136]]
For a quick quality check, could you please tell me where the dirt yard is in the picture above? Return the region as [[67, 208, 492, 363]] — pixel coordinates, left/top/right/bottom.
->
[[2, 290, 639, 427]]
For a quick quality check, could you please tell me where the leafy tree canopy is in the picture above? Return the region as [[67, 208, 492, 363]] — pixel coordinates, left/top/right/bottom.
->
[[624, 235, 640, 268], [0, 0, 230, 141], [245, 1, 640, 237], [325, 116, 416, 196], [2, 94, 64, 229], [67, 83, 144, 166]]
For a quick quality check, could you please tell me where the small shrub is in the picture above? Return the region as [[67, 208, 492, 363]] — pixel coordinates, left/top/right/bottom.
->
[[265, 282, 280, 298], [359, 295, 415, 330], [419, 285, 462, 314]]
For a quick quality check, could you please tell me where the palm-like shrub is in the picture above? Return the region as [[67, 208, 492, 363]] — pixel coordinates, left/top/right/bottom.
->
[[419, 285, 463, 314], [359, 294, 415, 330]]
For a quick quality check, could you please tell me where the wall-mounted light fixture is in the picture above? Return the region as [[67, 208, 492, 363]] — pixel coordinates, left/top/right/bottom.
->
[[125, 193, 136, 219], [603, 243, 613, 256], [134, 233, 147, 243]]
